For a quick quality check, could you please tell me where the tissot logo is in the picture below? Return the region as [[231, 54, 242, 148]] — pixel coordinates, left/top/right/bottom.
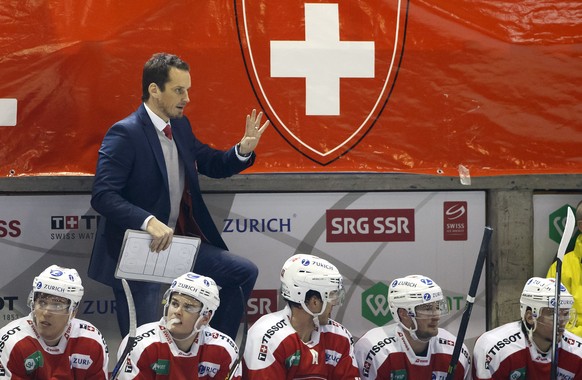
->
[[50, 215, 100, 230], [326, 209, 414, 242], [50, 215, 100, 240], [0, 296, 17, 311], [235, 0, 409, 164]]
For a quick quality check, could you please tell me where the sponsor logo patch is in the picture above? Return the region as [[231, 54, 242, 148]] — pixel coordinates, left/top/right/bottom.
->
[[443, 201, 468, 241], [326, 209, 414, 242]]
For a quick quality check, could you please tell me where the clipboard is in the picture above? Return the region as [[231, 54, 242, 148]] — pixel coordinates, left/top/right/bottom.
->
[[115, 229, 201, 284]]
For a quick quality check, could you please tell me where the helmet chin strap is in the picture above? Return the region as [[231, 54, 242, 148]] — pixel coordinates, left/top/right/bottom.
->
[[30, 309, 74, 346], [523, 317, 547, 353], [162, 295, 214, 344], [301, 299, 328, 318], [400, 317, 431, 343], [164, 315, 204, 342], [300, 299, 329, 331]]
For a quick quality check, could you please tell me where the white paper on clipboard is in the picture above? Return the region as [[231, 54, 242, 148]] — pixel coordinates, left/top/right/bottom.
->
[[115, 229, 201, 284]]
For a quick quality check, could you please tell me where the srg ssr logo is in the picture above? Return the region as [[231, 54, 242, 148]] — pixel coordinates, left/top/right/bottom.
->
[[326, 209, 414, 242], [247, 290, 277, 323]]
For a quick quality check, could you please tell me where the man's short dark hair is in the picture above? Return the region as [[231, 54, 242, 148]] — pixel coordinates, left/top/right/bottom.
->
[[142, 53, 189, 102], [287, 290, 322, 309]]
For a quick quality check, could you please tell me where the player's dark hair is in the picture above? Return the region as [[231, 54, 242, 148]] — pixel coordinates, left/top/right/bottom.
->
[[287, 290, 322, 309]]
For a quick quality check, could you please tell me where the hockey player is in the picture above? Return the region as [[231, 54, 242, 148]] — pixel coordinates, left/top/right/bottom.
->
[[243, 254, 360, 379], [354, 275, 470, 379], [0, 265, 109, 379], [116, 272, 241, 379], [472, 277, 582, 379]]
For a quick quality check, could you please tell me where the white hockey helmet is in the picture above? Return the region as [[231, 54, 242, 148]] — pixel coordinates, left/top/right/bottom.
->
[[31, 265, 84, 309], [163, 272, 220, 319], [388, 275, 447, 324], [280, 254, 344, 313], [520, 277, 574, 320]]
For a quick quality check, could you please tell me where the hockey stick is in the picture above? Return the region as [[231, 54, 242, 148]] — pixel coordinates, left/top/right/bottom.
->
[[446, 226, 493, 380], [110, 279, 137, 380], [225, 286, 248, 380], [550, 207, 575, 380]]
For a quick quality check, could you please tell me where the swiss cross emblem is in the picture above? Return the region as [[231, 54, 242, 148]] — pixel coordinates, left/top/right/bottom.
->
[[258, 344, 268, 361], [236, 0, 409, 164]]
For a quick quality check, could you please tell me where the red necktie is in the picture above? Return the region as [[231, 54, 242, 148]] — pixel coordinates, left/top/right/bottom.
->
[[163, 124, 172, 140]]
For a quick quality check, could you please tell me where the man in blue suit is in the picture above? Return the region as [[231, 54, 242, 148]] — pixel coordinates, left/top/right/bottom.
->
[[88, 52, 269, 340]]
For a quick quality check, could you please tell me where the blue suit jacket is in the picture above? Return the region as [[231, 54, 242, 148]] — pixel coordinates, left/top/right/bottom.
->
[[88, 104, 254, 287]]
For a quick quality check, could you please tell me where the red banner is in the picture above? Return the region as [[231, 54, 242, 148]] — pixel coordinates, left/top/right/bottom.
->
[[0, 1, 580, 177]]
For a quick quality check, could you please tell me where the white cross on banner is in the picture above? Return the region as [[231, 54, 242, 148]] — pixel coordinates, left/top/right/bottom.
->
[[270, 3, 375, 116], [0, 98, 17, 126]]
